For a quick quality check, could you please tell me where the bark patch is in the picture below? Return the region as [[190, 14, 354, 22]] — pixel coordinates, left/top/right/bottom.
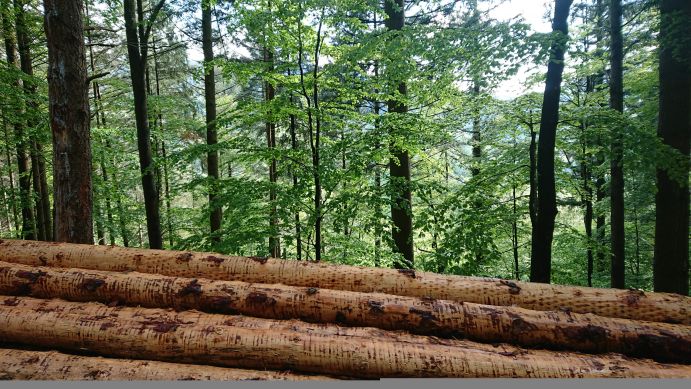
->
[[397, 269, 416, 279], [84, 370, 110, 379], [55, 252, 65, 261], [306, 287, 318, 295], [368, 300, 384, 314], [38, 255, 47, 265], [624, 289, 644, 306], [249, 256, 269, 264], [178, 279, 202, 296], [209, 296, 239, 314], [81, 278, 106, 292], [409, 307, 438, 322], [246, 291, 276, 306], [99, 322, 116, 331], [176, 252, 194, 263], [335, 311, 347, 323], [3, 297, 20, 306], [557, 324, 608, 345], [499, 280, 521, 295], [204, 256, 225, 265], [15, 270, 46, 283]]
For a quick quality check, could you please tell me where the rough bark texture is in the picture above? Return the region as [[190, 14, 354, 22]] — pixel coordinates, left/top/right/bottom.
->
[[531, 0, 573, 284], [202, 3, 222, 245], [1, 296, 689, 378], [123, 0, 162, 249], [0, 348, 326, 380], [0, 261, 688, 362], [609, 0, 625, 290], [385, 0, 414, 269], [43, 0, 93, 244], [653, 0, 690, 296], [0, 240, 689, 324]]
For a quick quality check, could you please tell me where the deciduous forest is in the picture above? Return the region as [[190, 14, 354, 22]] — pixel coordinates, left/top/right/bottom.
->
[[0, 0, 688, 295]]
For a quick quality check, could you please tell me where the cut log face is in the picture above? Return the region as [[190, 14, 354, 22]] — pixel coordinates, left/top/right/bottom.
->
[[0, 296, 690, 378], [0, 348, 329, 380], [0, 261, 688, 363], [0, 240, 688, 324]]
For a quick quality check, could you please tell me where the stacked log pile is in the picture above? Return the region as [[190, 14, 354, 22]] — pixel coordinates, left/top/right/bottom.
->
[[0, 239, 689, 379]]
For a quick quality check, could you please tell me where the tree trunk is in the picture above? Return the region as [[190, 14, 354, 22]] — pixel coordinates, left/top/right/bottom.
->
[[0, 348, 326, 380], [2, 240, 689, 324], [1, 117, 20, 237], [1, 0, 34, 241], [385, 0, 413, 269], [289, 94, 302, 261], [2, 261, 689, 362], [43, 0, 93, 244], [530, 0, 573, 284], [123, 0, 163, 249], [609, 0, 625, 289], [264, 47, 279, 258], [202, 3, 222, 246], [2, 297, 689, 378], [654, 0, 690, 296], [15, 0, 50, 242]]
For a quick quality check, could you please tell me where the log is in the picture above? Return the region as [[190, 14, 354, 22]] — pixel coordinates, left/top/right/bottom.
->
[[0, 239, 687, 324], [1, 261, 688, 363], [0, 296, 689, 378], [0, 348, 328, 380]]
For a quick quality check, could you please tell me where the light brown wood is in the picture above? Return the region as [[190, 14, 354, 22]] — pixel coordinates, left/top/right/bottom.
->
[[0, 348, 329, 380], [0, 240, 687, 324], [0, 261, 688, 363], [1, 296, 690, 378]]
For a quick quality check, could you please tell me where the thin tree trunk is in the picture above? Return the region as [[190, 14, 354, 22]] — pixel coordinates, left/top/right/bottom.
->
[[531, 0, 573, 284], [1, 0, 34, 241], [609, 0, 625, 289], [2, 116, 20, 237], [44, 0, 93, 244], [512, 184, 520, 280], [0, 348, 325, 380], [3, 240, 689, 324], [123, 0, 163, 249], [2, 297, 690, 378], [289, 92, 301, 261], [264, 46, 279, 258], [385, 0, 413, 269], [373, 57, 382, 268], [203, 2, 221, 246], [654, 0, 690, 296]]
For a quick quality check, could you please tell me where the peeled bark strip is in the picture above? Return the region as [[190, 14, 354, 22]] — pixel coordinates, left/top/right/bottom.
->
[[1, 297, 690, 378], [0, 240, 688, 324], [0, 348, 327, 380], [0, 262, 688, 363]]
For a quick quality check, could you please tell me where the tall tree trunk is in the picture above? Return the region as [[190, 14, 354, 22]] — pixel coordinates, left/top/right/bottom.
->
[[528, 119, 538, 265], [15, 0, 50, 242], [609, 0, 625, 289], [289, 93, 302, 261], [123, 0, 163, 249], [202, 3, 221, 246], [530, 0, 573, 284], [43, 0, 93, 244], [385, 0, 413, 269], [1, 0, 34, 241], [2, 116, 20, 237], [264, 47, 279, 258], [654, 0, 690, 295]]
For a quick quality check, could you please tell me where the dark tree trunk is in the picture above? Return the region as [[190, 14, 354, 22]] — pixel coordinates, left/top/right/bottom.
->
[[15, 0, 51, 241], [2, 0, 34, 241], [530, 0, 573, 284], [385, 0, 413, 269], [528, 119, 538, 265], [264, 47, 279, 258], [202, 3, 221, 246], [654, 0, 690, 296], [123, 0, 163, 249], [289, 94, 302, 261], [609, 0, 625, 289], [43, 0, 93, 244]]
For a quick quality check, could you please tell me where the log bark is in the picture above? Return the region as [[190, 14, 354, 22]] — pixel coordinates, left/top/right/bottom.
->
[[0, 240, 688, 324], [0, 297, 689, 378], [0, 261, 688, 362], [0, 348, 327, 380]]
